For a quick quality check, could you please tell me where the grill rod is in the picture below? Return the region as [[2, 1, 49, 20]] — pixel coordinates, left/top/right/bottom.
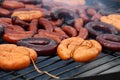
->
[[27, 54, 109, 80]]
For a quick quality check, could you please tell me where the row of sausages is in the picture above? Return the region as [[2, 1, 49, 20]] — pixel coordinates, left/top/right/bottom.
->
[[0, 0, 120, 71], [0, 0, 118, 53], [0, 17, 88, 43]]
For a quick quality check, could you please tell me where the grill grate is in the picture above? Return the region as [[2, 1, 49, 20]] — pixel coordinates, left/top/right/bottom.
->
[[0, 52, 120, 80], [0, 0, 120, 80]]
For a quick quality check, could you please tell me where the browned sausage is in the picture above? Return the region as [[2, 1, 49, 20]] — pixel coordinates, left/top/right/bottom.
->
[[74, 18, 83, 31], [77, 8, 90, 22], [5, 25, 24, 34], [54, 27, 69, 39], [0, 8, 11, 17], [62, 26, 77, 37], [12, 10, 44, 21], [25, 4, 39, 9], [35, 29, 61, 43], [39, 18, 54, 32], [77, 28, 88, 39], [86, 8, 97, 17], [57, 37, 102, 62], [2, 1, 25, 10], [3, 31, 34, 43], [96, 34, 120, 51], [50, 19, 63, 26], [12, 16, 29, 27], [91, 13, 102, 21], [28, 19, 38, 33], [0, 18, 11, 24], [0, 44, 37, 71]]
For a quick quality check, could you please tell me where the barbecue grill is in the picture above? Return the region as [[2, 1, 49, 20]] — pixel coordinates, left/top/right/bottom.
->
[[0, 0, 120, 80]]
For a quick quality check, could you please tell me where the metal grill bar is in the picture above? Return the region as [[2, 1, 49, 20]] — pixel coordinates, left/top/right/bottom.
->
[[74, 59, 120, 78], [26, 60, 75, 80], [0, 71, 14, 78], [45, 54, 109, 80], [0, 57, 51, 79], [0, 52, 119, 80], [100, 65, 120, 74], [19, 54, 107, 80], [35, 56, 52, 63], [20, 55, 108, 80], [9, 56, 61, 80], [69, 56, 120, 78], [113, 52, 120, 57], [96, 64, 120, 75], [0, 57, 51, 78]]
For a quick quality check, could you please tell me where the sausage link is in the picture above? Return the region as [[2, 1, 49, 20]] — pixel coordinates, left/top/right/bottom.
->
[[2, 1, 25, 10], [12, 16, 29, 27], [36, 29, 61, 43], [28, 19, 38, 33], [54, 27, 69, 39], [39, 18, 54, 32], [0, 8, 11, 17], [74, 18, 83, 31], [77, 28, 88, 39], [62, 26, 77, 37]]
